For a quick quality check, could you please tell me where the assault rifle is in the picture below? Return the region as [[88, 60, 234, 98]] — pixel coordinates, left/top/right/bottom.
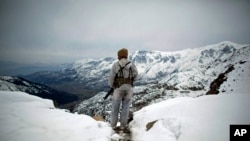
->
[[103, 88, 114, 100]]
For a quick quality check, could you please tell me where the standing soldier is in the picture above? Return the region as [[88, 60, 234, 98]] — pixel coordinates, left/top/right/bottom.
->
[[108, 48, 138, 132]]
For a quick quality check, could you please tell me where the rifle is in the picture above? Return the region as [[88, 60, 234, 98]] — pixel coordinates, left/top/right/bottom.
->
[[103, 88, 114, 100]]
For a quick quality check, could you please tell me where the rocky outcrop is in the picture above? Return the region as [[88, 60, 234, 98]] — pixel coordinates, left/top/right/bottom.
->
[[206, 65, 234, 95]]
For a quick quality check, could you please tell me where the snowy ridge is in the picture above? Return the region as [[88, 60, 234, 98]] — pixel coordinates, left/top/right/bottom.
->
[[130, 41, 249, 90], [71, 57, 115, 89], [0, 76, 36, 91], [0, 76, 78, 106]]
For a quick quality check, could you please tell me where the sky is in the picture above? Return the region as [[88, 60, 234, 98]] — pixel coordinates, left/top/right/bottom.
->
[[0, 0, 250, 64]]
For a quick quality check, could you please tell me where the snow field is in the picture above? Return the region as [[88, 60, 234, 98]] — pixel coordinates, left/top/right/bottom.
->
[[1, 88, 250, 141], [0, 91, 112, 141], [130, 94, 250, 141]]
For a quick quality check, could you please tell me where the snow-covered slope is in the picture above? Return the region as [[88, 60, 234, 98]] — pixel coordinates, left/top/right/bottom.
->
[[0, 91, 111, 141], [74, 86, 206, 123], [131, 93, 250, 141], [0, 76, 78, 106], [1, 91, 249, 141], [131, 41, 249, 90]]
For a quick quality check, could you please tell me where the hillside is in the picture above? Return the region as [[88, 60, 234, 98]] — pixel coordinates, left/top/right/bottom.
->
[[0, 76, 78, 106]]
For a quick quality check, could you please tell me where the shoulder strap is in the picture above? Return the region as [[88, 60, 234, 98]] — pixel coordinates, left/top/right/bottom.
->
[[113, 62, 134, 88], [117, 61, 131, 78], [129, 67, 133, 78], [121, 62, 131, 68]]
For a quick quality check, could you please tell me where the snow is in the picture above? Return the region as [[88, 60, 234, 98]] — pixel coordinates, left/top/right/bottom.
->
[[219, 56, 250, 94], [0, 79, 18, 91], [0, 91, 112, 141], [130, 94, 250, 141], [1, 90, 249, 141]]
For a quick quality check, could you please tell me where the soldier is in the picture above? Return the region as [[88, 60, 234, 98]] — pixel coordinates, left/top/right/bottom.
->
[[108, 48, 138, 132]]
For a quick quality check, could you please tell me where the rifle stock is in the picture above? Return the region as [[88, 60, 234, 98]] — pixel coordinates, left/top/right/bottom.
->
[[103, 88, 114, 100]]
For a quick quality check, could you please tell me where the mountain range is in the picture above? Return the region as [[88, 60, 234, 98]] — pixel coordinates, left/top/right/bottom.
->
[[73, 41, 250, 122], [22, 41, 249, 94], [1, 41, 249, 117]]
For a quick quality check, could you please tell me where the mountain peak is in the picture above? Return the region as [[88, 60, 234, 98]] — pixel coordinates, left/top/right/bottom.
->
[[202, 41, 247, 50], [218, 40, 243, 46]]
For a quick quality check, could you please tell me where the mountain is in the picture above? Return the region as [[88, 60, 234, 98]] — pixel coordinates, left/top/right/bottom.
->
[[22, 41, 250, 95], [73, 41, 250, 122], [0, 76, 78, 106]]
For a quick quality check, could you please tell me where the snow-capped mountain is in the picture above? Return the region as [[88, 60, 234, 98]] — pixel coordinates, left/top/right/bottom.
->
[[131, 41, 249, 90], [23, 41, 250, 94], [73, 41, 250, 122], [0, 76, 78, 106]]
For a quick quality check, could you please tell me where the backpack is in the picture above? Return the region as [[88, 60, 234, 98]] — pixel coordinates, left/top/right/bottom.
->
[[113, 62, 134, 88]]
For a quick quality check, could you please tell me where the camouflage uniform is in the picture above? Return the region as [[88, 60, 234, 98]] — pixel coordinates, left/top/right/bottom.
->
[[108, 56, 138, 128]]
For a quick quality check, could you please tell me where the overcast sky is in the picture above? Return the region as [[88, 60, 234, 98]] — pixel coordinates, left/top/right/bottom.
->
[[0, 0, 249, 64]]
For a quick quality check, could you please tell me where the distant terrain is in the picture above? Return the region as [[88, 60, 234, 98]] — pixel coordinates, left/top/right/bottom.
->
[[1, 41, 248, 114]]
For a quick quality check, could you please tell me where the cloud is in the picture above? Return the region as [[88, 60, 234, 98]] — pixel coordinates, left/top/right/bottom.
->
[[0, 0, 249, 64]]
